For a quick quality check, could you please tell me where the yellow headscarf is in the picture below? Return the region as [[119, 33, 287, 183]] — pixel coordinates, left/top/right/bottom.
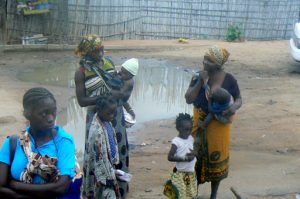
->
[[205, 45, 230, 66], [75, 34, 103, 57]]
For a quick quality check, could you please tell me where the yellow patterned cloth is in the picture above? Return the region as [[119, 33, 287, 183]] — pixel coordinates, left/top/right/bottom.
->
[[192, 107, 231, 184], [163, 170, 197, 199], [204, 45, 230, 66]]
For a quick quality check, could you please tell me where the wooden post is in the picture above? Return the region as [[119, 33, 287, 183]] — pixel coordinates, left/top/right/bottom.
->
[[0, 0, 7, 45], [73, 0, 79, 43]]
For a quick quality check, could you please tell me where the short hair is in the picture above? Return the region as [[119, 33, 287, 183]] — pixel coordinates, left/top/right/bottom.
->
[[175, 113, 192, 130], [23, 87, 56, 117], [95, 94, 117, 110], [211, 87, 231, 105]]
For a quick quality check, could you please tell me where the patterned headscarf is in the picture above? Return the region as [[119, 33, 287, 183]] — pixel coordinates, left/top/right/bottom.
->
[[204, 45, 230, 66], [75, 34, 103, 57]]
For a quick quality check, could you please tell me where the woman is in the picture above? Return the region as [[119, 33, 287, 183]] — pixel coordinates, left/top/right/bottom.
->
[[83, 94, 120, 199], [74, 34, 117, 135], [74, 35, 118, 196], [0, 87, 75, 199], [185, 46, 242, 199], [75, 35, 138, 198]]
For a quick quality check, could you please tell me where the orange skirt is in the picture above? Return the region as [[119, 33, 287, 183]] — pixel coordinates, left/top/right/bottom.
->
[[192, 107, 231, 184]]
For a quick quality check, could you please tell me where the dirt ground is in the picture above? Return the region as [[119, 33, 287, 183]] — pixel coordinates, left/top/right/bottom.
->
[[0, 40, 300, 199]]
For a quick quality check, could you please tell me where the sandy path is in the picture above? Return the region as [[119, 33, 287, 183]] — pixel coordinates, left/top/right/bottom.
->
[[0, 40, 300, 198]]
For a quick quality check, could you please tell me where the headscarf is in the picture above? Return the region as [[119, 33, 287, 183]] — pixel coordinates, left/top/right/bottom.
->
[[204, 45, 230, 66], [75, 34, 103, 57]]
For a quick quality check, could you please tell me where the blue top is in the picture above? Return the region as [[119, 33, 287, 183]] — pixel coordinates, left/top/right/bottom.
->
[[0, 125, 75, 184]]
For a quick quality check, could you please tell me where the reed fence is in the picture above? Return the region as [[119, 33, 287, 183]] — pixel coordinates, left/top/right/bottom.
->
[[1, 0, 300, 44]]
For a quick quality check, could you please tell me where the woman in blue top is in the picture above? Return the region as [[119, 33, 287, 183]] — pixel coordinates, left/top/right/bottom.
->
[[0, 87, 75, 199]]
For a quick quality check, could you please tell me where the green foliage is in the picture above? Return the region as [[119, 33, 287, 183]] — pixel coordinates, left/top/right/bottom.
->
[[226, 24, 243, 42]]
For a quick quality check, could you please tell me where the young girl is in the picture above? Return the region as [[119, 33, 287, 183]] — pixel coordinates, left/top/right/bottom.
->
[[164, 113, 197, 199], [0, 87, 75, 198], [83, 94, 120, 199]]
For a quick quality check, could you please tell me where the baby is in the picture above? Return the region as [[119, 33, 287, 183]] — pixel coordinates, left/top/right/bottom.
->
[[200, 87, 234, 129]]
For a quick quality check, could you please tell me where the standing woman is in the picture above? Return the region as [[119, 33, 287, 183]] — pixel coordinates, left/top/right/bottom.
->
[[185, 46, 242, 199], [0, 87, 75, 199], [74, 35, 117, 196], [74, 35, 137, 198], [74, 35, 116, 138]]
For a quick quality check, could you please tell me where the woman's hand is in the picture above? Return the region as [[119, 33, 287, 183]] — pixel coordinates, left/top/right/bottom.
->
[[222, 106, 236, 117], [199, 70, 208, 82], [198, 121, 206, 130], [128, 109, 135, 120]]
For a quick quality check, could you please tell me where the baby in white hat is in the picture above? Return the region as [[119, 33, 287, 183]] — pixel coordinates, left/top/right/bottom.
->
[[119, 58, 139, 78], [117, 58, 139, 125]]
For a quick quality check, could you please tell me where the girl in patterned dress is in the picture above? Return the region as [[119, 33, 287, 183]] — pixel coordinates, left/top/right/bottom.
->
[[164, 113, 197, 199], [83, 94, 120, 199]]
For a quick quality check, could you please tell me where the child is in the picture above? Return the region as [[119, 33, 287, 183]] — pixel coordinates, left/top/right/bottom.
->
[[199, 87, 234, 129], [117, 58, 139, 127], [82, 94, 121, 199], [163, 113, 197, 199]]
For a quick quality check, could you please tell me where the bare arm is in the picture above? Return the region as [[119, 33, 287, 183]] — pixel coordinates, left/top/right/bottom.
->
[[9, 176, 70, 198], [168, 144, 194, 162], [123, 102, 135, 119], [0, 163, 35, 199], [74, 69, 99, 107], [222, 95, 242, 117], [185, 72, 207, 104], [200, 113, 213, 128], [231, 95, 242, 112], [111, 78, 134, 102]]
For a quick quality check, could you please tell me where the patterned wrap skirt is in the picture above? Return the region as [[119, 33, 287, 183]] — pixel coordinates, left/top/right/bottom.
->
[[192, 107, 231, 184], [163, 169, 197, 199]]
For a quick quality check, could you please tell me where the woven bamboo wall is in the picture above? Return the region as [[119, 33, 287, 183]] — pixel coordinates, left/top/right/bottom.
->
[[2, 0, 300, 44]]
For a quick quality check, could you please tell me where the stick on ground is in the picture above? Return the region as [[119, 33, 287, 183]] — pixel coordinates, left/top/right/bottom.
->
[[230, 186, 242, 199]]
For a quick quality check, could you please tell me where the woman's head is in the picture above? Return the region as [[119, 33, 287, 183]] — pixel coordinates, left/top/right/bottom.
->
[[23, 87, 57, 131], [203, 46, 230, 73], [96, 94, 117, 122], [75, 34, 104, 61], [175, 113, 193, 138]]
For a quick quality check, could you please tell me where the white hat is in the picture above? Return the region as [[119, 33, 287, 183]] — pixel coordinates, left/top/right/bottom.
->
[[122, 58, 139, 76]]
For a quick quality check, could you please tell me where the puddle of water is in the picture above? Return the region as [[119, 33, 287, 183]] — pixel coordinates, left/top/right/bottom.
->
[[18, 57, 195, 152], [17, 59, 77, 87]]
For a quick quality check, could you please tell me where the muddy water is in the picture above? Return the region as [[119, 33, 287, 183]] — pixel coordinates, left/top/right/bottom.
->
[[17, 57, 195, 152]]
